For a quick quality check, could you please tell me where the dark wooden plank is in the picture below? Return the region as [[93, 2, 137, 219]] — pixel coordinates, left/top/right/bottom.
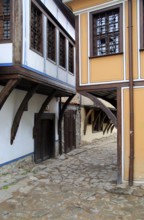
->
[[0, 65, 76, 95], [75, 15, 80, 89], [33, 90, 57, 138], [0, 79, 19, 110], [80, 91, 117, 128], [117, 87, 122, 184], [13, 0, 23, 64], [11, 84, 40, 144], [58, 94, 75, 155]]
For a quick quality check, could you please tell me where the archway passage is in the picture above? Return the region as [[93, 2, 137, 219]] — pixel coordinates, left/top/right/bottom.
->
[[79, 88, 122, 184]]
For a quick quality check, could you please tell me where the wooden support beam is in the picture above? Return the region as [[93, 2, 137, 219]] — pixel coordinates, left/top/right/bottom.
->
[[11, 84, 40, 145], [58, 94, 75, 155], [0, 79, 20, 110], [80, 91, 117, 128], [33, 90, 57, 138]]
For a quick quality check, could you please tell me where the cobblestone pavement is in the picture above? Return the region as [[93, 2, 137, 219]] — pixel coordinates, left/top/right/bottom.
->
[[0, 134, 144, 220]]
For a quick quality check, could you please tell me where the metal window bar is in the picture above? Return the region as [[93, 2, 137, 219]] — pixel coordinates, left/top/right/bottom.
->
[[69, 42, 74, 73], [31, 3, 42, 53], [59, 33, 66, 68], [47, 20, 56, 61], [93, 8, 120, 56], [0, 0, 10, 40]]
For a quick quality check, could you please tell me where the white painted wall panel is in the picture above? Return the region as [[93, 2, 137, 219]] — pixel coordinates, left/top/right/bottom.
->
[[0, 86, 58, 165], [46, 60, 57, 78], [45, 0, 58, 18], [58, 67, 67, 82], [67, 23, 75, 40], [67, 74, 75, 86], [57, 9, 67, 31], [0, 43, 13, 63], [26, 50, 44, 73]]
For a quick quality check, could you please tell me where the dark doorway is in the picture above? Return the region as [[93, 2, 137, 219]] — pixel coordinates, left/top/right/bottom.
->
[[34, 113, 55, 163], [64, 110, 76, 153]]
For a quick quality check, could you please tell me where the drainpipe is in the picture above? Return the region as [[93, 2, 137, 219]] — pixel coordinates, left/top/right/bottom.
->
[[59, 97, 62, 155], [128, 0, 134, 186]]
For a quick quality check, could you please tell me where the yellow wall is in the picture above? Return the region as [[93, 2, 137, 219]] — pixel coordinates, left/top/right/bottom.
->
[[125, 0, 138, 80], [80, 13, 88, 84], [123, 88, 144, 181], [90, 54, 124, 82], [69, 0, 140, 84]]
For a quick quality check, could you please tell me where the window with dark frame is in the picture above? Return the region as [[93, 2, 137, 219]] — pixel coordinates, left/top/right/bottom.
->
[[47, 19, 56, 62], [59, 32, 66, 68], [91, 5, 122, 57], [31, 2, 43, 54], [140, 0, 144, 49], [69, 42, 74, 73], [0, 0, 11, 41]]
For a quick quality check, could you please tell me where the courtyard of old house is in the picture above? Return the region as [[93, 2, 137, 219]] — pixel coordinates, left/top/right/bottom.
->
[[0, 134, 144, 220]]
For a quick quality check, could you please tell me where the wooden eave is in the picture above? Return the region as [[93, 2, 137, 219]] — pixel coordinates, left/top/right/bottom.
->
[[0, 65, 75, 145], [0, 65, 76, 97]]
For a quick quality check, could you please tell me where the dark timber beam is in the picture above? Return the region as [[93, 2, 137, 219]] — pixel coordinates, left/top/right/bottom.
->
[[80, 91, 117, 128], [0, 79, 20, 110], [58, 94, 75, 155], [11, 84, 40, 145], [33, 90, 57, 138], [128, 0, 134, 187], [91, 95, 117, 108]]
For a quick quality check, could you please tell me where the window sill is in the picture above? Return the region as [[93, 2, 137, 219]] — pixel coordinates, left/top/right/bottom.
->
[[68, 70, 74, 76], [59, 65, 66, 71], [47, 58, 56, 65], [30, 47, 43, 58], [89, 52, 123, 59], [0, 40, 12, 44]]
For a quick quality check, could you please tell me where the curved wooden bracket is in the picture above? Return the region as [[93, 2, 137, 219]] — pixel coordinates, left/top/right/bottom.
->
[[11, 84, 40, 145], [33, 90, 57, 138], [80, 91, 117, 128], [58, 95, 75, 132], [58, 94, 75, 155], [0, 79, 20, 110]]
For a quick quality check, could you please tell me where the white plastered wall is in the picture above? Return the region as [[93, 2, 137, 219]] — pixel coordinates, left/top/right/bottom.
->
[[0, 86, 58, 165], [0, 43, 13, 64]]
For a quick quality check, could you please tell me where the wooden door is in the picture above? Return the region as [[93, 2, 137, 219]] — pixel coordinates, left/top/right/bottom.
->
[[34, 113, 55, 163], [64, 110, 76, 153]]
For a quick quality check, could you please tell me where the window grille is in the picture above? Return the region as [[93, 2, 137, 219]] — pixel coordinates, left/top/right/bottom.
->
[[47, 20, 56, 62], [69, 42, 74, 73], [31, 3, 42, 53], [59, 33, 66, 68], [0, 0, 11, 41], [140, 0, 144, 48], [92, 8, 121, 56]]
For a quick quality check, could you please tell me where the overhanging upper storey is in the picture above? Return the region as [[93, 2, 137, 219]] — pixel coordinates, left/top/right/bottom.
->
[[0, 0, 76, 97]]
